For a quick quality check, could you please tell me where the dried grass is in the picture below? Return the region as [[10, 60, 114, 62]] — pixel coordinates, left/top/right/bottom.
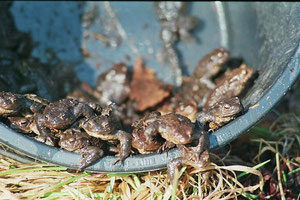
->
[[0, 152, 264, 200], [1, 112, 299, 199]]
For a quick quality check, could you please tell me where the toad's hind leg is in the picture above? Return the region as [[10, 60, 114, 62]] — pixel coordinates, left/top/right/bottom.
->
[[77, 146, 104, 172], [112, 130, 132, 165], [167, 157, 187, 183]]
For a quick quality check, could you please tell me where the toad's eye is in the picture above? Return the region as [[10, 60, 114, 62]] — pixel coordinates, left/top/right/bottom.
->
[[20, 120, 28, 125], [224, 104, 231, 109]]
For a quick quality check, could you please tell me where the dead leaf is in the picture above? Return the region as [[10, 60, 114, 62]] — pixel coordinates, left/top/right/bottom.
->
[[129, 58, 171, 111]]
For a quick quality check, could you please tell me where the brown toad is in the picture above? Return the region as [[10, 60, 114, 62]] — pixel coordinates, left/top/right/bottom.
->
[[131, 112, 165, 154], [132, 112, 194, 153], [0, 92, 49, 117], [203, 64, 253, 110], [35, 98, 102, 145], [198, 97, 243, 130], [59, 128, 104, 171], [79, 103, 132, 165]]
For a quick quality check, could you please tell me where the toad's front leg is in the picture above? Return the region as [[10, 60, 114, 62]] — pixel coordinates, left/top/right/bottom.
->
[[34, 114, 57, 146], [143, 121, 160, 142]]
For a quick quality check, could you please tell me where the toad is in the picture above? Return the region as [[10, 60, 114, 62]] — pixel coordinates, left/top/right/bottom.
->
[[59, 128, 104, 171], [157, 47, 230, 121], [131, 112, 165, 154], [197, 97, 243, 130], [8, 115, 57, 146], [0, 92, 49, 117], [35, 98, 102, 145], [0, 92, 28, 117], [22, 94, 50, 113], [132, 111, 194, 153], [203, 64, 253, 110], [79, 103, 132, 164], [193, 47, 230, 89], [179, 47, 230, 106]]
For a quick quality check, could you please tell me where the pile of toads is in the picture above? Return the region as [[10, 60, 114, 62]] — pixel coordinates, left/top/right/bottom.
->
[[0, 47, 255, 181]]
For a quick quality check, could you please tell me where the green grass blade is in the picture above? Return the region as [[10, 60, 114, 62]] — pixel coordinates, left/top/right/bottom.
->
[[9, 165, 16, 169], [42, 192, 70, 200], [237, 159, 270, 179], [288, 167, 300, 175], [249, 126, 273, 138], [43, 172, 91, 197], [171, 166, 186, 200], [0, 166, 68, 176], [107, 173, 133, 177], [242, 192, 260, 199], [93, 192, 105, 199], [132, 174, 141, 189], [282, 171, 287, 184]]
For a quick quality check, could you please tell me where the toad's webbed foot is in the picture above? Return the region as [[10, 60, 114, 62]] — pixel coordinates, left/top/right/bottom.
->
[[35, 134, 57, 146], [167, 150, 210, 183], [194, 130, 209, 161], [167, 157, 187, 183], [168, 132, 210, 183], [157, 141, 175, 155], [113, 130, 132, 165], [77, 146, 104, 172]]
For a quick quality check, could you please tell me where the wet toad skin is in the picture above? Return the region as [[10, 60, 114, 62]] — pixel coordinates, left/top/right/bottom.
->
[[198, 97, 243, 130], [59, 128, 92, 151], [131, 112, 165, 154], [8, 116, 36, 134], [0, 92, 49, 117], [36, 98, 102, 130], [193, 47, 230, 82], [38, 98, 97, 129], [1, 93, 56, 146], [203, 64, 253, 110], [22, 94, 50, 114], [179, 47, 230, 107], [79, 103, 132, 165], [8, 115, 57, 147], [181, 47, 230, 105], [145, 113, 194, 145], [35, 98, 101, 145], [0, 92, 27, 116], [79, 103, 120, 138], [59, 128, 104, 171], [157, 47, 230, 120], [132, 111, 194, 153]]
